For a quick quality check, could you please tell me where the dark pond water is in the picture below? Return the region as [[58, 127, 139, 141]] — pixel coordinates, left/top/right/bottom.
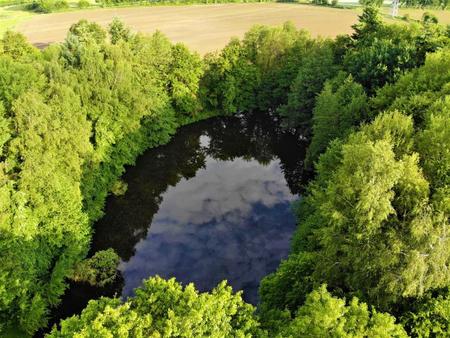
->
[[40, 111, 309, 334]]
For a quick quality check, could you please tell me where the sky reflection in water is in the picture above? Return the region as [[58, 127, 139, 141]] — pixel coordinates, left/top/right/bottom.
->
[[119, 152, 296, 303]]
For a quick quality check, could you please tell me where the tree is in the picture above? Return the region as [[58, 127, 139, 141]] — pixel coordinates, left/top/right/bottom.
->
[[346, 6, 449, 93], [69, 249, 120, 287], [69, 20, 107, 44], [0, 20, 214, 334], [48, 277, 261, 337], [200, 38, 260, 115], [261, 109, 450, 314], [278, 40, 339, 128], [167, 44, 203, 117], [277, 285, 407, 338], [401, 290, 450, 337], [0, 103, 8, 155], [344, 38, 416, 93], [351, 6, 383, 41], [306, 72, 368, 167], [241, 22, 313, 111], [108, 18, 131, 44], [422, 12, 439, 25], [0, 31, 38, 60]]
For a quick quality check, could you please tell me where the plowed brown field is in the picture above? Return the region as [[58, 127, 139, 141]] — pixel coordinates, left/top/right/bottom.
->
[[17, 3, 360, 54]]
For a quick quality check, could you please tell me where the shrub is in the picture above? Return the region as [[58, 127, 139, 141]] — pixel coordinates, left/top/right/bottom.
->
[[78, 0, 90, 8], [69, 249, 120, 287], [28, 0, 68, 12]]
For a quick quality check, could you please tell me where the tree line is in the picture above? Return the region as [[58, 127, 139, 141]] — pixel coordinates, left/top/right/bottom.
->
[[0, 6, 449, 336]]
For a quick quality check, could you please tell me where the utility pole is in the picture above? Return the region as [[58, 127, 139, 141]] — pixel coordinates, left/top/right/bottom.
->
[[391, 0, 399, 17]]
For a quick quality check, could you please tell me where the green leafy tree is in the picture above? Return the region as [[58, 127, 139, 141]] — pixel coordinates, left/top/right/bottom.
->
[[346, 7, 448, 93], [306, 72, 368, 167], [69, 20, 107, 44], [0, 20, 215, 334], [344, 38, 416, 93], [48, 277, 261, 337], [278, 40, 339, 128], [0, 102, 10, 158], [351, 6, 383, 41], [168, 44, 203, 117], [108, 18, 131, 44], [69, 249, 120, 287], [277, 285, 407, 338], [401, 291, 450, 337], [201, 38, 260, 115], [241, 22, 313, 110], [0, 31, 38, 60], [261, 107, 450, 315], [1, 17, 450, 336]]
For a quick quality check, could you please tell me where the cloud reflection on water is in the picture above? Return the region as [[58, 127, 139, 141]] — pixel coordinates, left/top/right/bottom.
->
[[119, 156, 296, 304]]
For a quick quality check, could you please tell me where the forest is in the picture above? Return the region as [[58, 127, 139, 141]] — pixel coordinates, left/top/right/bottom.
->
[[0, 5, 449, 337]]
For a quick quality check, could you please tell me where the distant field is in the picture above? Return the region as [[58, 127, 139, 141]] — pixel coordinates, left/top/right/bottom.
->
[[17, 3, 361, 54], [0, 5, 35, 35], [4, 3, 450, 53], [388, 7, 450, 24]]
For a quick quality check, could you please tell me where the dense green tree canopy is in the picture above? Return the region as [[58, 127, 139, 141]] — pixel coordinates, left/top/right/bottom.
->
[[277, 285, 407, 338], [260, 48, 450, 337], [0, 20, 204, 334], [48, 277, 261, 338], [305, 72, 368, 166], [1, 7, 450, 336]]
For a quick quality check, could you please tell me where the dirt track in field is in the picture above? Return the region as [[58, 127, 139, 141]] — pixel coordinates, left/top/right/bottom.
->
[[17, 3, 359, 54]]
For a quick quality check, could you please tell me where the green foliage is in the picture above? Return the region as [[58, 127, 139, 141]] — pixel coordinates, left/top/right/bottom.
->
[[343, 37, 416, 93], [48, 276, 261, 337], [28, 0, 68, 13], [400, 0, 448, 8], [0, 102, 10, 157], [240, 22, 311, 111], [345, 6, 449, 94], [111, 179, 128, 196], [277, 285, 407, 338], [422, 12, 439, 24], [372, 49, 450, 124], [351, 6, 383, 42], [0, 31, 38, 60], [1, 13, 450, 337], [0, 20, 210, 334], [201, 23, 323, 116], [278, 39, 339, 128], [305, 72, 369, 167], [416, 98, 450, 190], [401, 290, 450, 337], [259, 252, 316, 319], [69, 249, 120, 287], [68, 19, 107, 44], [201, 38, 260, 115], [168, 44, 203, 117], [108, 17, 131, 44], [78, 0, 90, 8], [261, 47, 450, 337]]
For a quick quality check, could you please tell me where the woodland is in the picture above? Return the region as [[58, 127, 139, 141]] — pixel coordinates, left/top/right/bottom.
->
[[0, 7, 449, 337]]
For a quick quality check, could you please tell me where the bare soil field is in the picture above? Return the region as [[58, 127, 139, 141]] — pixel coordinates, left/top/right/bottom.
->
[[17, 3, 360, 54], [390, 7, 450, 24]]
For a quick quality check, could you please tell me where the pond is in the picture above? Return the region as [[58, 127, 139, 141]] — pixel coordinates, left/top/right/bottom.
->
[[42, 111, 309, 334]]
